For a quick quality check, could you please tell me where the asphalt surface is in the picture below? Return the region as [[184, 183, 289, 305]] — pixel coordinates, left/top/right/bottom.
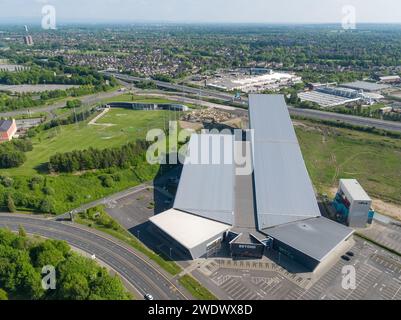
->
[[288, 107, 401, 133], [105, 72, 401, 133], [0, 213, 187, 300]]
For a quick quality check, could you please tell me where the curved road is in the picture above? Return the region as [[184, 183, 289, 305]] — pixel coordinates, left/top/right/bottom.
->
[[0, 213, 187, 300]]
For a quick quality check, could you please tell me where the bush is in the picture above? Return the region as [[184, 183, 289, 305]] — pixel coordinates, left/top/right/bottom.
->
[[0, 176, 13, 188], [101, 176, 114, 188], [39, 198, 55, 214], [7, 194, 16, 213], [29, 175, 44, 190], [42, 186, 55, 196]]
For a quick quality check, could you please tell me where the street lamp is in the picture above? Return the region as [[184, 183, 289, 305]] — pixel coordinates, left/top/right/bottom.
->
[[137, 230, 140, 240], [169, 248, 172, 259]]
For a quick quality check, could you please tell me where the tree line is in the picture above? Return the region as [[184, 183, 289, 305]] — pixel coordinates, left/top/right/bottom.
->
[[48, 140, 151, 173]]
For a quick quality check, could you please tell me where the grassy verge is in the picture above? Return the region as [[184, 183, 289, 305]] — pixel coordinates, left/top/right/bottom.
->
[[178, 275, 218, 300], [355, 233, 401, 258], [295, 119, 401, 204], [74, 206, 182, 276]]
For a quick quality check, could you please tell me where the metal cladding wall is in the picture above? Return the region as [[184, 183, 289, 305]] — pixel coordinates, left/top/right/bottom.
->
[[248, 94, 321, 231]]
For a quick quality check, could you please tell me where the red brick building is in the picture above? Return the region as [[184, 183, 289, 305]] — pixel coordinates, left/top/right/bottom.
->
[[0, 119, 17, 142]]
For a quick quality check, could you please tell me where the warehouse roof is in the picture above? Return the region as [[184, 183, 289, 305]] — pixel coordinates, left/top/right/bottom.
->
[[248, 94, 321, 231], [340, 179, 371, 202], [149, 209, 230, 250], [340, 81, 390, 92], [265, 216, 354, 262], [0, 120, 13, 132], [173, 133, 235, 225]]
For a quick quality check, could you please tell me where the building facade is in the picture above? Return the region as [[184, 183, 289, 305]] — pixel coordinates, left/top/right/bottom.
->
[[0, 119, 17, 142]]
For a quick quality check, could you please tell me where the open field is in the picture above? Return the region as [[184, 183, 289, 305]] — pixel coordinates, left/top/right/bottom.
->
[[0, 99, 181, 214], [1, 107, 174, 176], [296, 120, 401, 205]]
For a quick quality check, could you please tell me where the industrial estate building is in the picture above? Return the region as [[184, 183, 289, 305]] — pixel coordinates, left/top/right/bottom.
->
[[149, 94, 354, 272], [299, 81, 388, 108], [206, 70, 302, 93], [0, 119, 17, 142]]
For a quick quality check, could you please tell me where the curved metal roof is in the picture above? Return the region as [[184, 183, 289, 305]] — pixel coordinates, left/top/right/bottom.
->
[[248, 94, 321, 231]]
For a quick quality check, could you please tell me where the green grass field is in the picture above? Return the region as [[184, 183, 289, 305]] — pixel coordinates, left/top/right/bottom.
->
[[296, 120, 401, 204], [1, 108, 175, 176]]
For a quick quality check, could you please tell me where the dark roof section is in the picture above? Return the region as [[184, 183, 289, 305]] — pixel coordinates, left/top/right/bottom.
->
[[0, 120, 13, 132], [265, 216, 354, 262]]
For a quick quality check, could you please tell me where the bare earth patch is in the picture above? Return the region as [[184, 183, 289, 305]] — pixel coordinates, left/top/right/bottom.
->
[[178, 120, 203, 131], [372, 200, 401, 221]]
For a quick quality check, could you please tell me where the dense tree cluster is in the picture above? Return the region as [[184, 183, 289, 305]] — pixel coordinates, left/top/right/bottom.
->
[[0, 139, 33, 169], [48, 140, 150, 173], [0, 228, 131, 300]]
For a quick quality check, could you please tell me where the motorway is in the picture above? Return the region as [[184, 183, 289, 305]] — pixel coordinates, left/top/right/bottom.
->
[[288, 107, 401, 133], [106, 72, 401, 133], [0, 213, 188, 300]]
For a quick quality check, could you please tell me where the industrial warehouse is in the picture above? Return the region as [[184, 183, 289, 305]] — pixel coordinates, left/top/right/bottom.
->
[[149, 94, 356, 272]]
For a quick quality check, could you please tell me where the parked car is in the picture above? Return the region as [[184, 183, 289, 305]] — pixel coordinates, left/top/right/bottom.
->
[[346, 251, 354, 257], [341, 255, 351, 262]]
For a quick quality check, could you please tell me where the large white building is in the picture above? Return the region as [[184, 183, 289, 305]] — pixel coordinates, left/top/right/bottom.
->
[[149, 95, 354, 272], [207, 71, 302, 93]]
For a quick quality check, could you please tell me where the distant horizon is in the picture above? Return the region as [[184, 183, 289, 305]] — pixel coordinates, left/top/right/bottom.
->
[[1, 0, 401, 25], [2, 20, 401, 27]]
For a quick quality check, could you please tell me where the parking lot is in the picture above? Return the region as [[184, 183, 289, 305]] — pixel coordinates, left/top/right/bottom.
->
[[359, 221, 401, 254], [105, 187, 172, 233], [198, 237, 401, 300]]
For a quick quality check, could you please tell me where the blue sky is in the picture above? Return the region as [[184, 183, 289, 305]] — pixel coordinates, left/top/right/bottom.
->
[[0, 0, 400, 24]]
